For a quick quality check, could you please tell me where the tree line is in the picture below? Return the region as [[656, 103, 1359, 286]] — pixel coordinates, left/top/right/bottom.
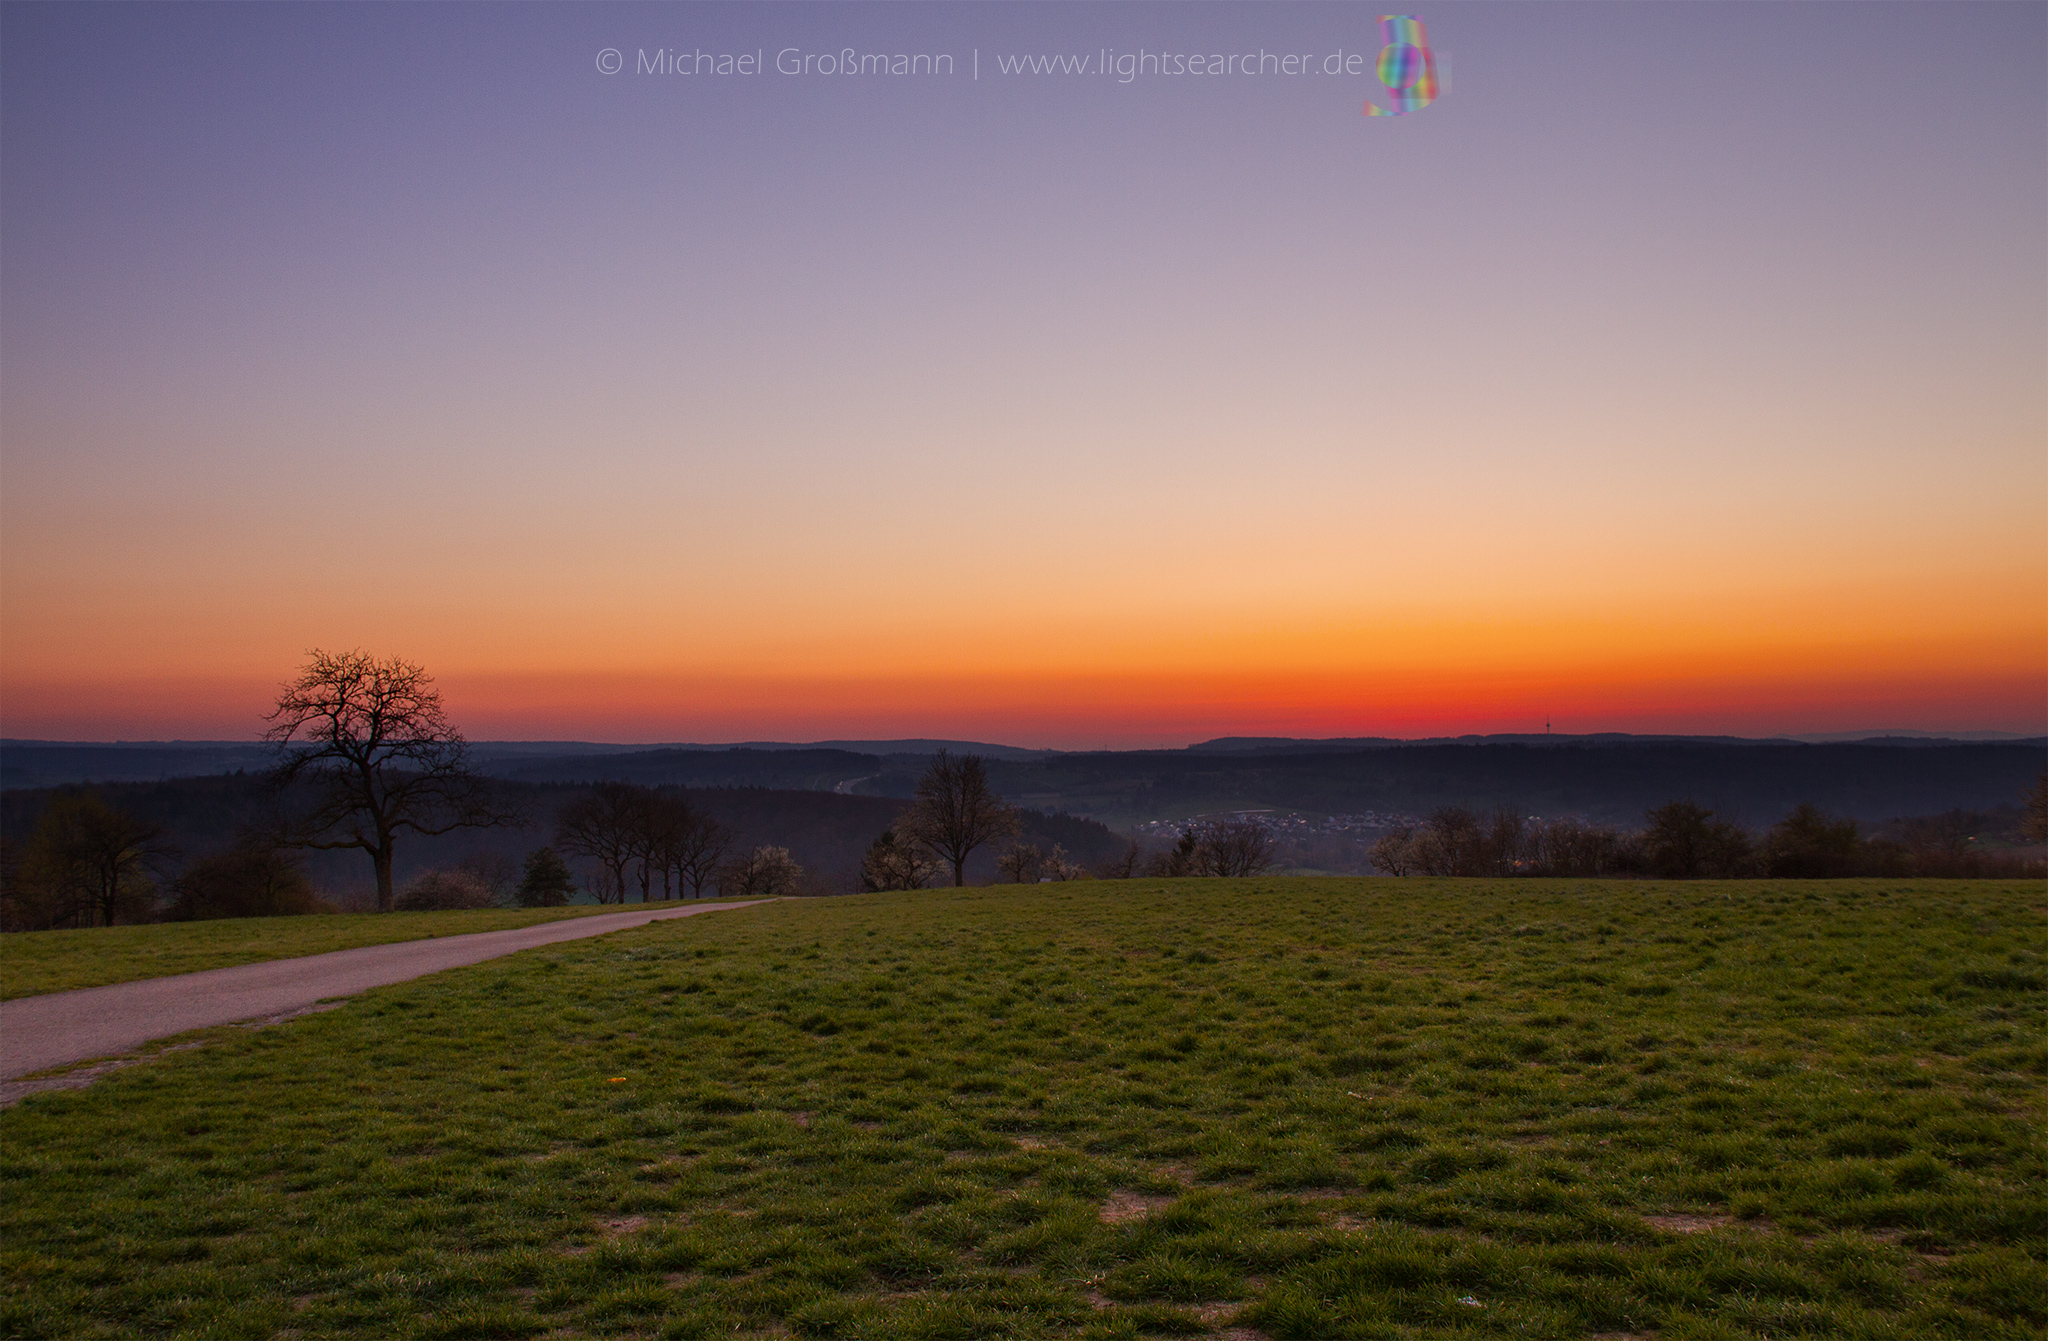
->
[[1367, 792, 2048, 879]]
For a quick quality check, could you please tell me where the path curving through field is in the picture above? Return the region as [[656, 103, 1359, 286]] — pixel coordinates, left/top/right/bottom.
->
[[0, 900, 772, 1083]]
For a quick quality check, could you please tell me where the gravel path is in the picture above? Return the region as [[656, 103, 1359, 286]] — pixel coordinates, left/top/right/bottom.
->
[[0, 901, 771, 1082]]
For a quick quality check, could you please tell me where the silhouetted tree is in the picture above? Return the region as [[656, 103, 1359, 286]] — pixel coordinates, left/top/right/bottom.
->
[[1642, 801, 1752, 878], [896, 751, 1020, 886], [1762, 803, 1863, 878], [662, 805, 733, 898], [516, 847, 578, 907], [265, 650, 514, 912], [1532, 817, 1628, 877], [17, 790, 169, 927], [554, 782, 645, 903], [1098, 839, 1145, 880], [1197, 819, 1278, 877], [170, 841, 320, 920], [1368, 826, 1418, 876]]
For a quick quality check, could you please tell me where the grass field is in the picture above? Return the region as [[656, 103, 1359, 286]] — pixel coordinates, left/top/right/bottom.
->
[[0, 904, 669, 1001], [3, 878, 2043, 1339]]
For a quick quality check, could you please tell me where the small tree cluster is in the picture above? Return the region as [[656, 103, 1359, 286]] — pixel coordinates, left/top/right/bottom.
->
[[1142, 819, 1279, 878], [1365, 791, 2046, 880], [554, 782, 733, 902], [3, 791, 170, 929], [995, 841, 1086, 884]]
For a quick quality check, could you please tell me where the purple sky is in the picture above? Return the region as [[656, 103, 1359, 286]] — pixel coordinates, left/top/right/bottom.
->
[[3, 3, 2042, 744]]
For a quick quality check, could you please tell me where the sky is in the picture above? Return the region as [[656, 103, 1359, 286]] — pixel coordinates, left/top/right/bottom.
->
[[2, 1, 2042, 748]]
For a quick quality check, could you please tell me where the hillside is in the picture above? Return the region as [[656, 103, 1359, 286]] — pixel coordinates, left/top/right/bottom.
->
[[850, 740, 2047, 829]]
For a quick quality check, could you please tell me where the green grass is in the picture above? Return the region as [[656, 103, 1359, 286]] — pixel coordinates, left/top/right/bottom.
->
[[0, 904, 669, 1000], [3, 877, 2043, 1339]]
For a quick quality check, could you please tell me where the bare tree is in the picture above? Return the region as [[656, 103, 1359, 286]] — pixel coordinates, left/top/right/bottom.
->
[[554, 782, 645, 904], [1532, 818, 1626, 877], [635, 791, 689, 900], [1368, 827, 1418, 876], [997, 842, 1045, 884], [1196, 819, 1278, 877], [667, 809, 733, 898], [896, 751, 1021, 886], [17, 791, 170, 927], [2023, 773, 2048, 844], [265, 650, 515, 912], [1098, 839, 1144, 880]]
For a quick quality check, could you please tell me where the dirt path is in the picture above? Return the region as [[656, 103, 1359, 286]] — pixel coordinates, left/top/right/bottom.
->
[[0, 900, 771, 1084]]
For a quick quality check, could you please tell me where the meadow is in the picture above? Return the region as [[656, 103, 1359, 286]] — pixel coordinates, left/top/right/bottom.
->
[[0, 905, 645, 1000], [2, 877, 2042, 1339]]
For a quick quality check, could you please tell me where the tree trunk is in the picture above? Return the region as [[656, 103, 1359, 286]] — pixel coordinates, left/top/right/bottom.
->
[[374, 843, 396, 913], [952, 856, 966, 887]]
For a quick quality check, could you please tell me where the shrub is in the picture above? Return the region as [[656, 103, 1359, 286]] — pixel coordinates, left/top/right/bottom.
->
[[170, 844, 325, 920], [394, 868, 497, 911]]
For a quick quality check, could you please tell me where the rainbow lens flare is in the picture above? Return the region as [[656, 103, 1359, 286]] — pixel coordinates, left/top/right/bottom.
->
[[1365, 15, 1439, 116]]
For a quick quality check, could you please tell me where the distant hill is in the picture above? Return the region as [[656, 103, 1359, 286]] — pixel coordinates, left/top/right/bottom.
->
[[0, 738, 1056, 789], [855, 740, 2048, 829], [1184, 733, 1791, 754], [7, 734, 2041, 833], [475, 748, 885, 791], [0, 741, 276, 789]]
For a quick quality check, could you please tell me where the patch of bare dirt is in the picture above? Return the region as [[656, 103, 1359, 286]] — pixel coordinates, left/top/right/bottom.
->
[[790, 1111, 812, 1128], [602, 1215, 649, 1236], [1100, 1190, 1175, 1224], [1643, 1213, 1733, 1234]]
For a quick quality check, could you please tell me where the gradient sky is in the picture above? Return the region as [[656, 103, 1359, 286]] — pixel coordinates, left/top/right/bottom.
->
[[3, 2, 2042, 746]]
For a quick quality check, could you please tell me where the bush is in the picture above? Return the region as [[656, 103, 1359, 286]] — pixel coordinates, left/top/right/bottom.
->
[[394, 868, 497, 911], [861, 830, 937, 891], [170, 844, 325, 920]]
